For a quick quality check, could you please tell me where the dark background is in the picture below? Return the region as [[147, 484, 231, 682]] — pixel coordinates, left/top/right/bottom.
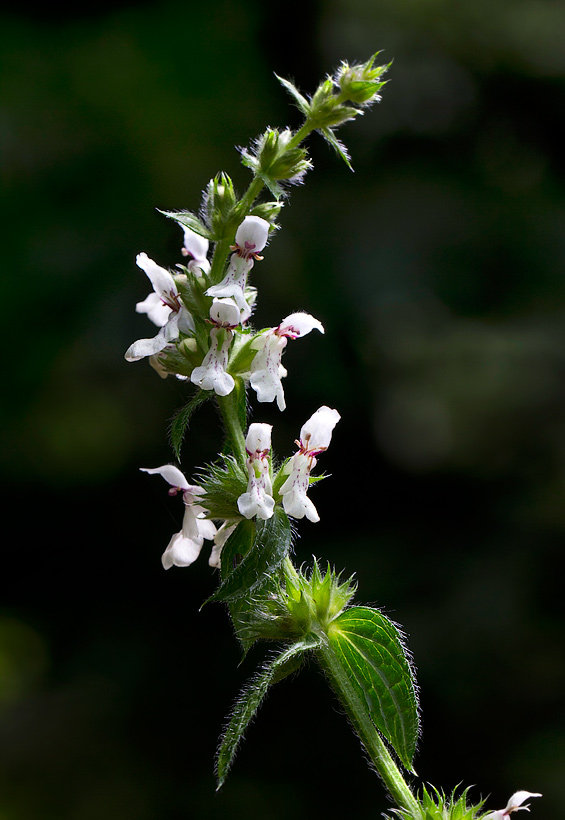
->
[[1, 1, 564, 818]]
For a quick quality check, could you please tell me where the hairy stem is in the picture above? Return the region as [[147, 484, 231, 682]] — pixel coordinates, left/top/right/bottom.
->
[[216, 386, 247, 464], [316, 642, 420, 818]]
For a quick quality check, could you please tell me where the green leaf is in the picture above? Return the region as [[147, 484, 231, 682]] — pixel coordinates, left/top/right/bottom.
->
[[169, 390, 209, 460], [199, 455, 248, 521], [216, 633, 322, 789], [327, 606, 419, 770], [219, 519, 256, 582], [206, 506, 293, 605]]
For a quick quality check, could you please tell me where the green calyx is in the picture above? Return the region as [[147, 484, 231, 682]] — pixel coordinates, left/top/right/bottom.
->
[[221, 559, 356, 649], [394, 786, 487, 820], [241, 127, 313, 197], [335, 52, 390, 106], [283, 560, 357, 637], [204, 172, 240, 239]]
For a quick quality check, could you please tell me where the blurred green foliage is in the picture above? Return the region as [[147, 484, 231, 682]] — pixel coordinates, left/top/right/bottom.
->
[[1, 1, 564, 819]]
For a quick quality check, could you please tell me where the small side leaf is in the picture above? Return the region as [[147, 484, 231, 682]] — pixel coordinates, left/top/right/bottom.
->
[[169, 390, 209, 460], [319, 127, 353, 170], [216, 633, 322, 789], [327, 606, 419, 770], [159, 209, 215, 240], [275, 74, 311, 116], [206, 506, 293, 605]]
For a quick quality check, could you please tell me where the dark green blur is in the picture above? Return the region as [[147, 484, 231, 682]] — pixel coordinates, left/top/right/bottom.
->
[[1, 2, 564, 819]]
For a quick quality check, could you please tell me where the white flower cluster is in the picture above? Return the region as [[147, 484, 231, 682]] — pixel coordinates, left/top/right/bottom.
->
[[125, 215, 324, 410], [143, 406, 339, 569], [130, 214, 340, 570]]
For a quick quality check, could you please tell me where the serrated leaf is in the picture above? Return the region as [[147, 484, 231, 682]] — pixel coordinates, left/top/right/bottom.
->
[[169, 390, 209, 460], [327, 606, 419, 770], [216, 633, 322, 789], [219, 519, 256, 582], [206, 506, 293, 605]]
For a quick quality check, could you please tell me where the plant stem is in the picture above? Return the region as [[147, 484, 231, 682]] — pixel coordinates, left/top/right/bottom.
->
[[216, 386, 247, 464], [237, 175, 265, 215], [286, 121, 316, 152], [316, 643, 420, 819]]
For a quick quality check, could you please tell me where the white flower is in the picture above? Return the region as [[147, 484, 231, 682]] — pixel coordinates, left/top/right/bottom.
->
[[141, 465, 216, 569], [205, 215, 270, 320], [180, 226, 210, 273], [237, 423, 275, 520], [484, 792, 542, 820], [249, 313, 324, 411], [190, 299, 239, 396], [125, 253, 194, 362], [233, 215, 270, 258], [280, 406, 340, 522], [209, 521, 237, 568]]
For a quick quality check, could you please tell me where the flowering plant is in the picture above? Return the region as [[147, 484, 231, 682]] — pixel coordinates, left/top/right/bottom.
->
[[125, 54, 541, 820]]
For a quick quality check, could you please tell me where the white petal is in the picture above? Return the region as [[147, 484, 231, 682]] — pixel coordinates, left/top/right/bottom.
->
[[124, 328, 169, 361], [245, 423, 272, 453], [136, 292, 171, 327], [161, 531, 203, 569], [249, 334, 287, 409], [190, 328, 235, 396], [136, 253, 177, 301], [506, 793, 542, 813], [235, 215, 269, 254], [238, 490, 275, 520], [209, 521, 237, 568], [210, 298, 241, 328], [300, 406, 341, 452], [280, 453, 320, 522], [206, 256, 252, 313], [196, 517, 217, 541], [282, 485, 319, 522], [140, 464, 190, 490], [182, 226, 209, 262], [181, 503, 201, 540], [208, 541, 223, 568], [278, 312, 324, 338]]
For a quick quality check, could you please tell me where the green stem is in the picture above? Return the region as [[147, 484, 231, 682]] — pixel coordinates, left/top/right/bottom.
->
[[216, 385, 247, 464], [237, 175, 265, 214], [316, 643, 420, 818], [285, 121, 316, 152], [208, 238, 231, 286]]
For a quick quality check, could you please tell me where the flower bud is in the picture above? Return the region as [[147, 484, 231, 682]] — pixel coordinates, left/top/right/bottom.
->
[[335, 53, 389, 106], [204, 172, 239, 238], [241, 128, 312, 186], [308, 78, 359, 129]]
